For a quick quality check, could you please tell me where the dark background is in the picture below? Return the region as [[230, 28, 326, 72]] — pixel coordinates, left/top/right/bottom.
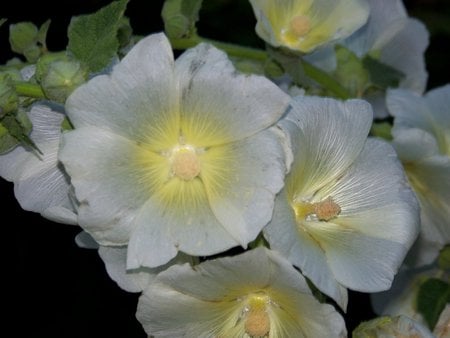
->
[[1, 1, 449, 337]]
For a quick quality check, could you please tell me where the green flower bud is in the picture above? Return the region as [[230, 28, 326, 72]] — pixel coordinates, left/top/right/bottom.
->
[[36, 54, 88, 103]]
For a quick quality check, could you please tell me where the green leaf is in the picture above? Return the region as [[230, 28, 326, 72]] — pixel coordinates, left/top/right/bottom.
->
[[417, 278, 450, 330], [0, 110, 37, 154], [67, 0, 129, 73], [363, 55, 404, 89], [0, 18, 6, 27], [162, 0, 203, 39], [0, 121, 19, 153], [370, 122, 392, 141], [438, 245, 450, 270]]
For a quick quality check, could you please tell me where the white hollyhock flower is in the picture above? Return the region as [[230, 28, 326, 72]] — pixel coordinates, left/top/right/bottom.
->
[[248, 0, 369, 53], [0, 103, 77, 224], [344, 0, 428, 92], [388, 86, 450, 267], [59, 33, 290, 269], [306, 0, 429, 118], [264, 96, 419, 310], [137, 247, 346, 338]]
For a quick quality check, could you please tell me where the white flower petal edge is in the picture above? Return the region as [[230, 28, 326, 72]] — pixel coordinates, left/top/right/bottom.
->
[[60, 33, 290, 268], [98, 246, 195, 293], [388, 86, 450, 266], [137, 247, 346, 338], [0, 103, 77, 224], [265, 96, 419, 308]]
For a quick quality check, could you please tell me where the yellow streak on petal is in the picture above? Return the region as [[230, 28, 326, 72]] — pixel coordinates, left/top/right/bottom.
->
[[180, 110, 230, 147], [200, 143, 237, 200]]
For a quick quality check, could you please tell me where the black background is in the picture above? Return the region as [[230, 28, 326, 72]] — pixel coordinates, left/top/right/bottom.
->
[[1, 1, 449, 337]]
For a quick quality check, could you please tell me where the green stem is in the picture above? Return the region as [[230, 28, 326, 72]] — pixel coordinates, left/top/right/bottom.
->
[[300, 60, 351, 99], [14, 81, 45, 98], [170, 34, 351, 99], [170, 35, 268, 62]]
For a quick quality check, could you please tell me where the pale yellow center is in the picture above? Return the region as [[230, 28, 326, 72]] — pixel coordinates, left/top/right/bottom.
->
[[244, 294, 271, 337], [293, 196, 341, 222], [170, 146, 201, 181], [289, 15, 311, 37]]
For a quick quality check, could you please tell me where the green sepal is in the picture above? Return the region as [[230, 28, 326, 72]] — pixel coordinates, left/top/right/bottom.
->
[[363, 55, 404, 89], [417, 277, 450, 330], [161, 0, 203, 39], [438, 245, 450, 270], [67, 0, 129, 73], [334, 45, 369, 97], [0, 18, 6, 27], [0, 73, 19, 117], [35, 53, 88, 103]]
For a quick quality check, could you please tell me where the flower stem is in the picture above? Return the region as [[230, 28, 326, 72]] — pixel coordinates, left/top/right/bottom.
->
[[14, 81, 45, 98], [170, 35, 350, 99]]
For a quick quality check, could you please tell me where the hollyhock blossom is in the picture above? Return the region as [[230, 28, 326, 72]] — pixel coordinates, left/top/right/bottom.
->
[[248, 0, 369, 53], [264, 96, 419, 309], [307, 0, 429, 118], [388, 86, 450, 266], [0, 103, 77, 224], [137, 247, 346, 337], [59, 33, 290, 269]]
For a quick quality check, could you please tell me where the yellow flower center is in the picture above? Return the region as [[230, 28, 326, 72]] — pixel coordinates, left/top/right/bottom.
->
[[170, 145, 201, 181], [244, 294, 271, 337], [293, 196, 341, 222], [289, 15, 311, 38]]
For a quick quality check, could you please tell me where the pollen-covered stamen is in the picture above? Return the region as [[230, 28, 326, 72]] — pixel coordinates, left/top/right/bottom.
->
[[293, 196, 341, 222], [170, 145, 201, 181], [244, 294, 271, 337], [314, 196, 341, 221], [289, 15, 311, 37]]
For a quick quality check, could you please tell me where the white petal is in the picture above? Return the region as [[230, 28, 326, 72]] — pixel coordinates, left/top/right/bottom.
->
[[307, 220, 408, 292], [59, 126, 151, 244], [380, 18, 428, 94], [282, 97, 372, 195], [127, 187, 240, 269], [425, 84, 450, 131], [388, 88, 432, 133], [99, 246, 193, 293], [205, 128, 287, 247], [344, 0, 407, 57], [0, 104, 77, 223], [392, 128, 441, 161], [137, 248, 346, 337], [75, 231, 99, 249], [66, 33, 180, 147], [264, 189, 349, 310], [327, 139, 419, 247], [175, 43, 290, 145]]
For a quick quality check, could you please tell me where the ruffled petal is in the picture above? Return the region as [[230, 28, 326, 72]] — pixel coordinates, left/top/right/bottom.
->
[[66, 33, 180, 150], [175, 43, 289, 146]]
